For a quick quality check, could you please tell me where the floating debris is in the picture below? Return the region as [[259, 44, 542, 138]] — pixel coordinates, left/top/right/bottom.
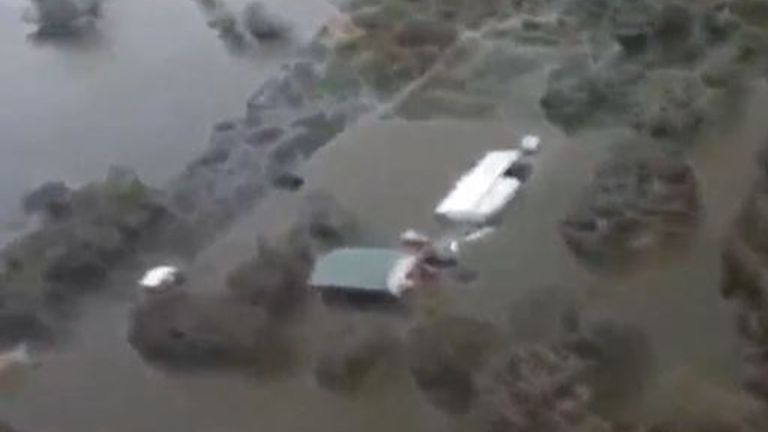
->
[[0, 344, 35, 391], [138, 266, 185, 295]]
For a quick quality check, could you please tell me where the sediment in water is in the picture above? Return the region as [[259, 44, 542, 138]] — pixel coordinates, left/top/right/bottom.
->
[[5, 0, 768, 429]]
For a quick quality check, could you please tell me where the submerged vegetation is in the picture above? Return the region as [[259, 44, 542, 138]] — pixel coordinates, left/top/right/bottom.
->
[[24, 0, 101, 37], [6, 0, 768, 430]]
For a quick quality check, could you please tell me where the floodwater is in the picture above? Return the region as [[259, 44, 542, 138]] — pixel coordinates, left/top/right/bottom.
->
[[4, 40, 768, 429], [0, 0, 337, 244], [305, 87, 768, 423]]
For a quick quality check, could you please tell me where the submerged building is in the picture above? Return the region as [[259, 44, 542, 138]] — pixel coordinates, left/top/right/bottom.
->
[[309, 135, 542, 306], [309, 248, 417, 303]]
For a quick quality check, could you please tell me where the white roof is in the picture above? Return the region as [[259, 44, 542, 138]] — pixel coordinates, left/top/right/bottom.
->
[[139, 266, 180, 288], [435, 150, 522, 224]]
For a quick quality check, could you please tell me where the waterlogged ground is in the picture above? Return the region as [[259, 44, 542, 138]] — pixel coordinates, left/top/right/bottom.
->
[[0, 0, 336, 245], [5, 86, 768, 430], [4, 0, 768, 431]]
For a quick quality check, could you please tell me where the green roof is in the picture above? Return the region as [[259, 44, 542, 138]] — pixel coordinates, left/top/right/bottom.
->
[[310, 248, 406, 292]]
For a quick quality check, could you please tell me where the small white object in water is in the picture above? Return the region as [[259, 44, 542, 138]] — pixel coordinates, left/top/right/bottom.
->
[[388, 255, 420, 296], [462, 226, 496, 244], [0, 343, 37, 392], [520, 134, 541, 154], [448, 240, 460, 255], [0, 344, 30, 368], [139, 266, 184, 293], [400, 229, 431, 251]]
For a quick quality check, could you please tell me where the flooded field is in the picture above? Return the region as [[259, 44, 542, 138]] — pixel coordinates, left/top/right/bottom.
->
[[0, 0, 336, 245], [5, 78, 768, 429], [4, 0, 768, 431]]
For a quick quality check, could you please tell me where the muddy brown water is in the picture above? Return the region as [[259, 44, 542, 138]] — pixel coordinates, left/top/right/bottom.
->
[[4, 48, 768, 430], [0, 0, 337, 246]]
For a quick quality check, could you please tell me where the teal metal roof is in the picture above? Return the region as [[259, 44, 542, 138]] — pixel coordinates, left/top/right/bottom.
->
[[310, 248, 406, 292]]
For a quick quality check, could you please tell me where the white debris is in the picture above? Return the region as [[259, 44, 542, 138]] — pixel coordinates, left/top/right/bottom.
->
[[462, 226, 497, 243], [448, 240, 460, 255], [139, 266, 183, 293], [0, 344, 30, 367], [0, 343, 39, 391], [400, 229, 431, 252], [520, 134, 541, 154], [400, 229, 429, 243], [387, 255, 419, 296]]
